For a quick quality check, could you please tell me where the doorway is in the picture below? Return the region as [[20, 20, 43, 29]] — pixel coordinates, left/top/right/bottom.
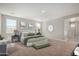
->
[[64, 17, 79, 42]]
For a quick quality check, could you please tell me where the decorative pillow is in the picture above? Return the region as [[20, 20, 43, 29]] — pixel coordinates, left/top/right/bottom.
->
[[27, 33, 35, 36], [0, 35, 4, 40], [36, 32, 41, 35]]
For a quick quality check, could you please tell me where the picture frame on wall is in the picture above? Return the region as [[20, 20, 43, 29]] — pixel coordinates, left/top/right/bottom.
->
[[20, 22, 26, 27], [28, 23, 36, 33], [28, 24, 34, 28], [20, 21, 26, 30]]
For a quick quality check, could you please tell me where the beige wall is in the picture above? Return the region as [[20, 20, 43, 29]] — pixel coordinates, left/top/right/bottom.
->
[[42, 13, 79, 40], [1, 14, 42, 40], [0, 14, 1, 34], [42, 19, 64, 40]]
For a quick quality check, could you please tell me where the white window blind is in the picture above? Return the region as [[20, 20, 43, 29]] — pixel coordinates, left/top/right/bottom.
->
[[6, 19, 17, 33]]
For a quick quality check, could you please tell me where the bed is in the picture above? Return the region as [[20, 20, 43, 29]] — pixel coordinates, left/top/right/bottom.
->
[[21, 32, 49, 49]]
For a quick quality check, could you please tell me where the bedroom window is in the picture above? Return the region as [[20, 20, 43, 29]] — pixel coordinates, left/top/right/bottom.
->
[[36, 23, 41, 29], [36, 23, 41, 33], [6, 19, 17, 33]]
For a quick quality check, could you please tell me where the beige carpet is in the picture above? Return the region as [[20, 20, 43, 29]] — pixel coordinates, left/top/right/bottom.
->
[[7, 39, 78, 56]]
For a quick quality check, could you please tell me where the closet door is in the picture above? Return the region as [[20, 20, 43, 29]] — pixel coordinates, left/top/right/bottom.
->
[[64, 18, 79, 41], [0, 14, 1, 34], [68, 21, 77, 41], [76, 21, 79, 41]]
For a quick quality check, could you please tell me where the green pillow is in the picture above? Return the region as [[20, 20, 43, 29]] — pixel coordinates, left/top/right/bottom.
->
[[27, 33, 35, 36], [0, 35, 4, 40]]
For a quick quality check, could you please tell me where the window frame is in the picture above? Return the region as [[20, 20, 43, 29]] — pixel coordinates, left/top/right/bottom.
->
[[6, 18, 17, 33]]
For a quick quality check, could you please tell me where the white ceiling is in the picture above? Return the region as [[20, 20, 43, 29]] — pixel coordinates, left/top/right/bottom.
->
[[0, 3, 79, 22]]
